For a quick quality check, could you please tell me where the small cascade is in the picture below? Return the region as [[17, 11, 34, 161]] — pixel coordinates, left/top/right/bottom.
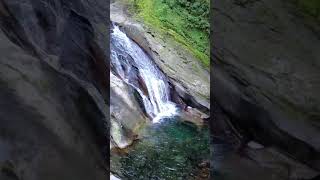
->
[[110, 24, 177, 122]]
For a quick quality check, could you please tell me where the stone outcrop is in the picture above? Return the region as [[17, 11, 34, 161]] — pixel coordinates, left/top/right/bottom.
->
[[211, 0, 320, 179], [0, 0, 109, 179], [110, 72, 147, 149]]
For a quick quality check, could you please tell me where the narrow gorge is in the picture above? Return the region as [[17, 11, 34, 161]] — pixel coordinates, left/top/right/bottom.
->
[[0, 0, 319, 180], [110, 16, 210, 180]]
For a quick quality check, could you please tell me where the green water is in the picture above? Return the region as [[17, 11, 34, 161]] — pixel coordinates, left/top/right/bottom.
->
[[111, 117, 210, 179]]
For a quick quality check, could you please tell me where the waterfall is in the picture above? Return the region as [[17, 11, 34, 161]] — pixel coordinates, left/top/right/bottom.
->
[[110, 24, 177, 123]]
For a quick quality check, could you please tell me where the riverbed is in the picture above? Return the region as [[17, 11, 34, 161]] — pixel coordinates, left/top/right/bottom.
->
[[111, 116, 210, 179]]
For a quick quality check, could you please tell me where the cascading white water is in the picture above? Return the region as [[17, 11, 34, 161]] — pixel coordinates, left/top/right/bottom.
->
[[111, 24, 177, 123]]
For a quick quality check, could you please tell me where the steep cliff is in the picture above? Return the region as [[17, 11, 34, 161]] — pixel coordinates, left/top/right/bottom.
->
[[211, 0, 320, 179], [0, 0, 109, 179]]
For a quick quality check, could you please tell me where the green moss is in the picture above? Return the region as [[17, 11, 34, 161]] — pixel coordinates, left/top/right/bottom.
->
[[127, 0, 210, 67]]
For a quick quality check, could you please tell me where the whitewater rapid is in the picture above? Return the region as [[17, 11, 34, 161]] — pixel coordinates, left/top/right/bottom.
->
[[110, 24, 177, 123]]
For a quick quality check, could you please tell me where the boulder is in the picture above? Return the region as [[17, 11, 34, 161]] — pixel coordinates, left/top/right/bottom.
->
[[110, 72, 147, 149]]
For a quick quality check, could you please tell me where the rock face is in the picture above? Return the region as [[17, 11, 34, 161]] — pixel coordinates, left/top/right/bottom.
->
[[211, 0, 320, 179], [0, 0, 109, 179], [110, 1, 210, 114], [110, 72, 147, 149]]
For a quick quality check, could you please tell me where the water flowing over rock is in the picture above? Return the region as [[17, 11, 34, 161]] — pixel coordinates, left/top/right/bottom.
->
[[111, 24, 177, 123], [110, 1, 210, 115]]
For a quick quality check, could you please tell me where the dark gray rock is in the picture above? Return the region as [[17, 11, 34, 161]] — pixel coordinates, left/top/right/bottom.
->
[[0, 0, 109, 179], [211, 0, 320, 179]]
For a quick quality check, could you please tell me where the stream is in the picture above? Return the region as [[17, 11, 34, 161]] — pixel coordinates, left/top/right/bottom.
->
[[111, 118, 210, 179], [111, 24, 177, 123], [110, 24, 210, 179]]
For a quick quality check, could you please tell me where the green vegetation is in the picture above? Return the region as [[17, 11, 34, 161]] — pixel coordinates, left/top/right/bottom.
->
[[128, 0, 210, 67]]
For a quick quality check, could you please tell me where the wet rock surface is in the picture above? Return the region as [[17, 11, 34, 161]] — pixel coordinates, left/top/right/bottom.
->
[[110, 1, 210, 115], [110, 72, 148, 149]]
